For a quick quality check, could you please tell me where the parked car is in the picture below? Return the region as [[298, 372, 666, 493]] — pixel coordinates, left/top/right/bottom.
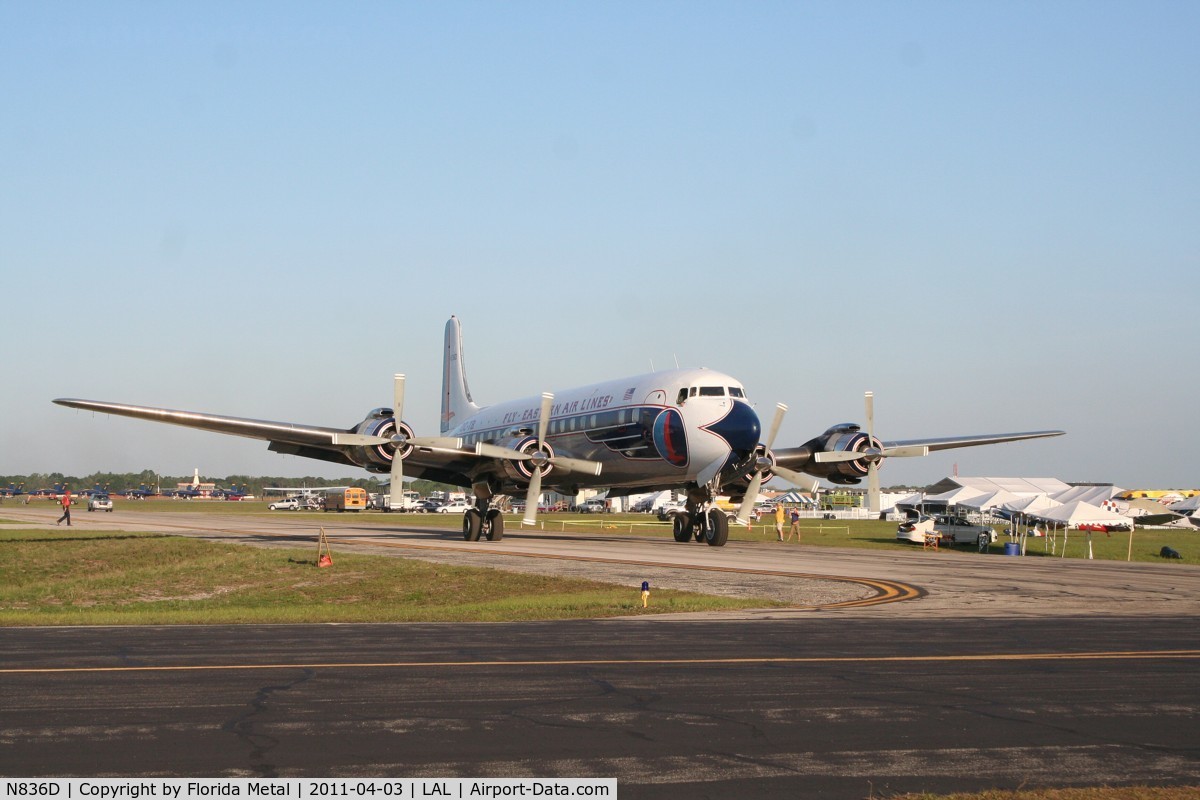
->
[[899, 514, 996, 546], [413, 500, 443, 513], [268, 498, 303, 511], [87, 495, 113, 512], [437, 500, 472, 514], [934, 515, 996, 545], [578, 499, 608, 513], [656, 501, 687, 521], [896, 514, 935, 543]]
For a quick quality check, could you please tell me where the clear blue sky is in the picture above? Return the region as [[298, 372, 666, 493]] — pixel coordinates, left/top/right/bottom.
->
[[3, 2, 1197, 488]]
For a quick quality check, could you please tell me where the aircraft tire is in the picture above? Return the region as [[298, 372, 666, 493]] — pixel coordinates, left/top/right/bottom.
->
[[672, 512, 693, 543], [704, 509, 729, 547], [463, 509, 483, 541], [485, 509, 504, 541]]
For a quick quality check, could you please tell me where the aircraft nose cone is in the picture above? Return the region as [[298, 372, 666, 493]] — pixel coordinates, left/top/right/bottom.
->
[[705, 401, 761, 457]]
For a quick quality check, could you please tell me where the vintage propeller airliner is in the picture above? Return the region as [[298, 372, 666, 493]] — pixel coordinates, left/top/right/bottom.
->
[[55, 316, 1063, 546]]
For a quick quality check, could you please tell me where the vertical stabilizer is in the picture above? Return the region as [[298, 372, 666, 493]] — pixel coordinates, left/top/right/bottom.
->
[[441, 316, 481, 434]]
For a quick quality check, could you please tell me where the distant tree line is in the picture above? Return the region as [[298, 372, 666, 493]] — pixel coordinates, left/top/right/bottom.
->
[[0, 471, 458, 497]]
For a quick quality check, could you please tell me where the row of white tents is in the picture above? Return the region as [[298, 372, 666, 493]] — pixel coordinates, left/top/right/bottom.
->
[[891, 477, 1200, 530]]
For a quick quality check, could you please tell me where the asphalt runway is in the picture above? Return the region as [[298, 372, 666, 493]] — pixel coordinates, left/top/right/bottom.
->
[[3, 507, 1200, 797]]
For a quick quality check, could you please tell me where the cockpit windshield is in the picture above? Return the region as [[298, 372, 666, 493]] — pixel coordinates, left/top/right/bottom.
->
[[676, 383, 747, 404]]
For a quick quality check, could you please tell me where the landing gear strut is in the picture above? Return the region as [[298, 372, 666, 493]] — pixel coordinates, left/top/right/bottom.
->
[[668, 482, 730, 547], [463, 491, 504, 542]]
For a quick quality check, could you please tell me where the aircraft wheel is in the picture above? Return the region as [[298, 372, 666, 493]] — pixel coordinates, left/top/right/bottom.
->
[[463, 508, 483, 541], [704, 509, 729, 547], [672, 512, 693, 542], [485, 509, 504, 541]]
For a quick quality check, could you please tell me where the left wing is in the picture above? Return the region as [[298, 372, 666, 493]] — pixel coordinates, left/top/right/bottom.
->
[[53, 397, 475, 481]]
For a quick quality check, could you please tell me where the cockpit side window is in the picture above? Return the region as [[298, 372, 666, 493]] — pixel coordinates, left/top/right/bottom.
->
[[689, 387, 697, 397], [729, 387, 745, 398], [676, 389, 688, 405]]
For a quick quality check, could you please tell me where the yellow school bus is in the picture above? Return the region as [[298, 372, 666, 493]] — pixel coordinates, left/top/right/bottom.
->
[[324, 487, 368, 512]]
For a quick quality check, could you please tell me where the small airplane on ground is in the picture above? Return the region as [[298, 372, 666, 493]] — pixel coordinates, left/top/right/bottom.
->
[[56, 316, 1064, 546], [0, 483, 26, 497], [82, 483, 110, 497], [212, 484, 248, 500], [122, 484, 158, 499], [29, 483, 69, 498]]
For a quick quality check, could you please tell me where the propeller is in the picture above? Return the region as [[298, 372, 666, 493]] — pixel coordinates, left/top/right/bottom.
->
[[735, 403, 785, 525], [733, 403, 825, 526], [329, 374, 464, 509], [810, 391, 928, 515], [473, 392, 602, 526]]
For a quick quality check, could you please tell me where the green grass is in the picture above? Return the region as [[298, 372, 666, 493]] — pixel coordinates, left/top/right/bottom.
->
[[11, 499, 1197, 563], [0, 529, 779, 626]]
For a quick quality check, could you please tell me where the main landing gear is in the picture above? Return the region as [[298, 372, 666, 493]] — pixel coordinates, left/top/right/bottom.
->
[[671, 506, 730, 547], [463, 495, 504, 542], [669, 480, 733, 547]]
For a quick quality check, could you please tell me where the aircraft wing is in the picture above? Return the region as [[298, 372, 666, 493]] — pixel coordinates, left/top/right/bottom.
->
[[881, 430, 1065, 453], [55, 398, 349, 448], [52, 398, 476, 477], [772, 429, 1065, 478]]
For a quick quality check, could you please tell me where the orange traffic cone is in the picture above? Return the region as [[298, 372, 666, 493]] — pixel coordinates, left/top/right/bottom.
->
[[316, 527, 333, 567]]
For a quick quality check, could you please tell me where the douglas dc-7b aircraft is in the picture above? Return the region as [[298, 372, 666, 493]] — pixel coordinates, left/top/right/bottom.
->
[[55, 316, 1063, 546]]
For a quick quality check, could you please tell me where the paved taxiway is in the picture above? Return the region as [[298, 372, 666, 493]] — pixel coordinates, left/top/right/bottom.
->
[[3, 508, 1199, 796]]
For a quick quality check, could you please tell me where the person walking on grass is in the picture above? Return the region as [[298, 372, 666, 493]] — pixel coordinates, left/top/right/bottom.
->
[[56, 487, 72, 527], [774, 504, 785, 541]]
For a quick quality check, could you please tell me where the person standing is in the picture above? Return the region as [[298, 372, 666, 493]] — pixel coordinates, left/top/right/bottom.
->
[[56, 487, 72, 527], [787, 507, 801, 543], [774, 504, 785, 541]]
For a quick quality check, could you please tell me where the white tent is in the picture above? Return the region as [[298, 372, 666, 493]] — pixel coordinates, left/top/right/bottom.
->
[[1051, 485, 1123, 505], [1033, 500, 1130, 529], [924, 487, 989, 507], [771, 490, 814, 506], [959, 489, 1021, 512], [1001, 495, 1063, 517]]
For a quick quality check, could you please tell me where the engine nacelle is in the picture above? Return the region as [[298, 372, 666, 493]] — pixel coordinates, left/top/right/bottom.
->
[[799, 423, 882, 484], [340, 408, 415, 471], [490, 435, 556, 484]]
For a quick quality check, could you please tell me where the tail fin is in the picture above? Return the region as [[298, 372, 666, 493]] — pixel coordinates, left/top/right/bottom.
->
[[441, 316, 481, 434]]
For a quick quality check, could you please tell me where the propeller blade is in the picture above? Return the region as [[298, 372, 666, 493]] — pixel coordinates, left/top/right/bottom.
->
[[771, 465, 812, 485], [476, 442, 530, 461], [536, 392, 554, 448], [868, 461, 880, 516], [522, 467, 543, 527], [331, 433, 463, 450], [548, 455, 603, 476], [813, 450, 868, 464], [864, 390, 875, 441], [520, 392, 555, 527], [764, 403, 787, 451], [330, 432, 388, 446], [734, 472, 763, 526], [390, 440, 404, 510]]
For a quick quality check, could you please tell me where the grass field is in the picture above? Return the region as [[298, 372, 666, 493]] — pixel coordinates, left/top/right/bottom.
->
[[897, 789, 1197, 800], [41, 497, 1197, 564], [0, 529, 779, 626]]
